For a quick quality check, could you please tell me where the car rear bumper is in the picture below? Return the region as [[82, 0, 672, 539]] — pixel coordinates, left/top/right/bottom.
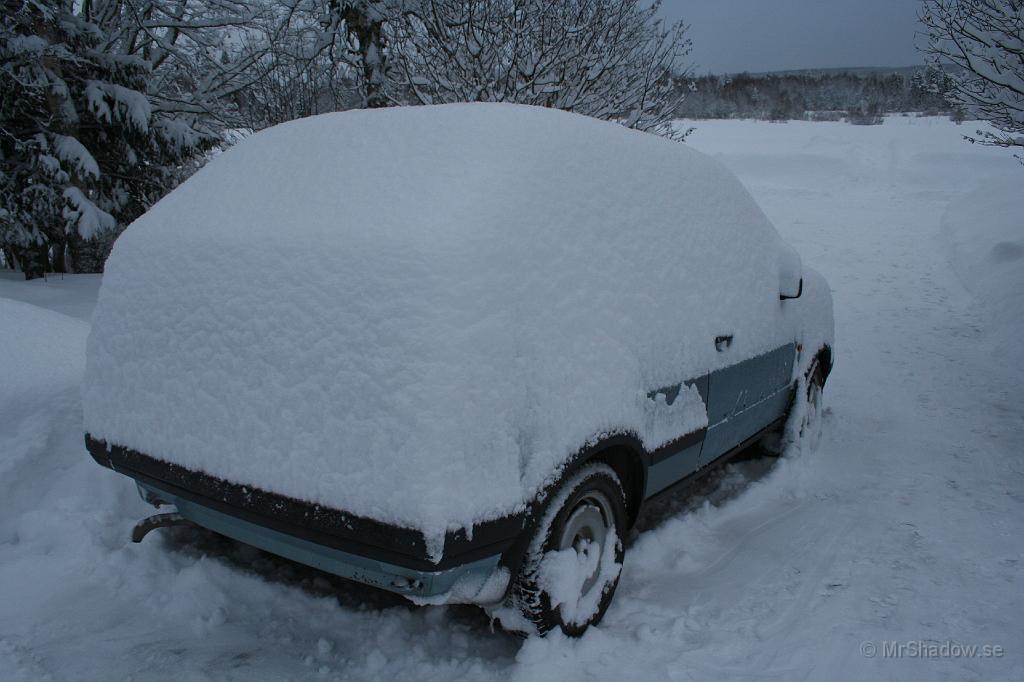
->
[[86, 435, 522, 601], [134, 479, 506, 600]]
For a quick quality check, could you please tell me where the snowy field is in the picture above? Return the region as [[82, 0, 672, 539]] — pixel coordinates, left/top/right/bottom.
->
[[2, 116, 1022, 680]]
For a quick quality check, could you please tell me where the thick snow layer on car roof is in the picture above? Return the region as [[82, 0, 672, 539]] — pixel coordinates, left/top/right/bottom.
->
[[84, 103, 819, 550]]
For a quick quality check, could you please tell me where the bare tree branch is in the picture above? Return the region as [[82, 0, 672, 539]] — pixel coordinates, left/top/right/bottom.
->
[[920, 0, 1024, 158], [387, 0, 692, 139]]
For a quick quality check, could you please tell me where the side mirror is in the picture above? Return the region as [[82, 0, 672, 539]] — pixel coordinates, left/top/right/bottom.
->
[[779, 245, 803, 300], [780, 277, 803, 300]]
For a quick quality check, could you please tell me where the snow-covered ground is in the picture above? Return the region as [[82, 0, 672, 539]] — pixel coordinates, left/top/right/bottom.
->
[[1, 116, 1022, 680]]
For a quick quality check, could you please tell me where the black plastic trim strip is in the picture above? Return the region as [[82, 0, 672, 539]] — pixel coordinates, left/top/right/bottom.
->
[[85, 435, 523, 572], [648, 427, 708, 465]]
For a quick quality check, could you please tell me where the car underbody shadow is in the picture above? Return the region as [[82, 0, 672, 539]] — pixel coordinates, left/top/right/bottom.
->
[[159, 523, 520, 644], [632, 444, 781, 537]]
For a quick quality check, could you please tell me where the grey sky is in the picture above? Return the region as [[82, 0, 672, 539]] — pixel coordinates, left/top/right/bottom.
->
[[659, 0, 925, 74]]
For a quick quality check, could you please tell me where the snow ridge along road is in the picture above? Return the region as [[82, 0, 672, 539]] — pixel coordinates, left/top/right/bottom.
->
[[1, 116, 1022, 681]]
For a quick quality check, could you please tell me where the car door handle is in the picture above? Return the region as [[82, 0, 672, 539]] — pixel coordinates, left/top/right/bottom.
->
[[715, 335, 733, 352]]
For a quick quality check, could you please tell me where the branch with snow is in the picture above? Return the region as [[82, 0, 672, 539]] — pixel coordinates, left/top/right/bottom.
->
[[920, 0, 1024, 158], [62, 187, 116, 239]]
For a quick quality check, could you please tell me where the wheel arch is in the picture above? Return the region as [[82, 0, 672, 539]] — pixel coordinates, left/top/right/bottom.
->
[[498, 432, 648, 580], [812, 343, 834, 385], [539, 432, 648, 533], [580, 434, 648, 530]]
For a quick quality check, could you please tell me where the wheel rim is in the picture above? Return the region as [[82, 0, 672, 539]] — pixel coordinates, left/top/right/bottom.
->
[[557, 490, 614, 599]]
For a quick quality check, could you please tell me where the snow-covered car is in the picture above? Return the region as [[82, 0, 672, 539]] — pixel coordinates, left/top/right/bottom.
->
[[84, 103, 833, 636]]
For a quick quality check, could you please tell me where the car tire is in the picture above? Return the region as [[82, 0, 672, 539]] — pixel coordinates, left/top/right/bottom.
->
[[799, 358, 826, 449], [504, 462, 627, 637], [762, 354, 827, 456]]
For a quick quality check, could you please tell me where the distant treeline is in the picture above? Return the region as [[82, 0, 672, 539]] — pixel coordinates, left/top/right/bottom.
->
[[674, 67, 960, 124]]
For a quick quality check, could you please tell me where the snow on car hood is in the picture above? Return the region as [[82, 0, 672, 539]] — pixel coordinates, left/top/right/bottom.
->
[[84, 103, 817, 545]]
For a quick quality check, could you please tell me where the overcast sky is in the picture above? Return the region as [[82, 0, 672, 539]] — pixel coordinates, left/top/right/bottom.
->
[[659, 0, 925, 74]]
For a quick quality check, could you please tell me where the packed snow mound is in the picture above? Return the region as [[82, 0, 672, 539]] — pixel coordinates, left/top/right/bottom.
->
[[84, 103, 820, 540], [1, 298, 88, 480], [1, 297, 88, 401]]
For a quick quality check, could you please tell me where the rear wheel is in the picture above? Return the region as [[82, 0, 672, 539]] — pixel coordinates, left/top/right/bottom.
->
[[503, 463, 627, 637]]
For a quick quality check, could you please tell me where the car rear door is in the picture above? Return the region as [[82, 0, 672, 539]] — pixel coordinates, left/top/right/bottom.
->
[[643, 374, 709, 497], [699, 342, 796, 467]]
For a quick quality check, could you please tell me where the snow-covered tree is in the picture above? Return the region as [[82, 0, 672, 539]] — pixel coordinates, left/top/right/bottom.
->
[[235, 4, 360, 129], [323, 1, 409, 108], [920, 0, 1024, 158], [0, 1, 210, 278], [389, 0, 691, 138], [83, 0, 284, 131]]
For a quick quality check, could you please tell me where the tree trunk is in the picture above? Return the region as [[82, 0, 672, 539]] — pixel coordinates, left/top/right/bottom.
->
[[17, 242, 50, 280], [1, 246, 20, 272], [341, 5, 389, 108], [52, 239, 69, 273]]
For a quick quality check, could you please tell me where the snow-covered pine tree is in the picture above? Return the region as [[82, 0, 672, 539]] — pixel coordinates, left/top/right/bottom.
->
[[1, 1, 210, 278], [910, 65, 958, 115]]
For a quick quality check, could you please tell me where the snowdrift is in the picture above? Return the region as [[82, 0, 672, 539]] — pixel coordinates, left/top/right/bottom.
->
[[942, 177, 1024, 369], [1, 297, 89, 482], [84, 103, 812, 539]]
